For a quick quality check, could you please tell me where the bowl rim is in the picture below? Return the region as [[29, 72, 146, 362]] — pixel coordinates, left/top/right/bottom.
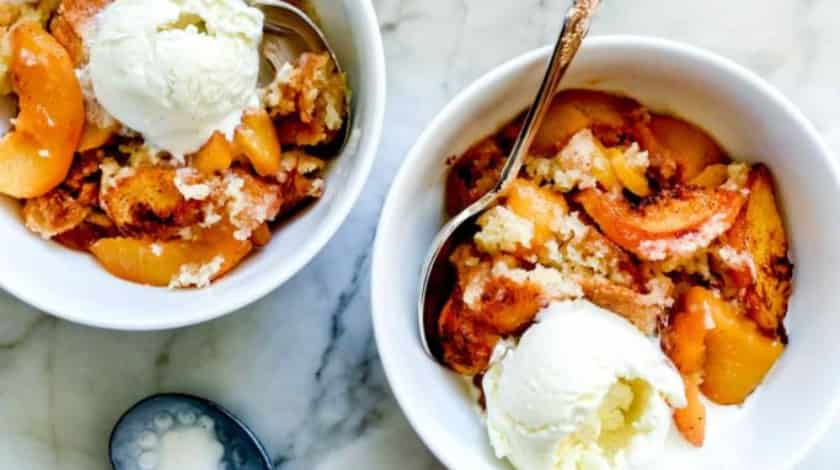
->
[[0, 0, 387, 331], [371, 34, 840, 470]]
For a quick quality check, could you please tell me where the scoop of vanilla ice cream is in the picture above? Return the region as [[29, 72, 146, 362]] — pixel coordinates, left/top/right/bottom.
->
[[483, 300, 686, 470], [87, 0, 263, 156]]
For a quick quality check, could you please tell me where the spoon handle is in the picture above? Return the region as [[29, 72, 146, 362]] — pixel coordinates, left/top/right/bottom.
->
[[496, 0, 601, 190]]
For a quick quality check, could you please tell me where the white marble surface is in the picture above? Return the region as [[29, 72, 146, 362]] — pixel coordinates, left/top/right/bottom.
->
[[1, 0, 840, 468]]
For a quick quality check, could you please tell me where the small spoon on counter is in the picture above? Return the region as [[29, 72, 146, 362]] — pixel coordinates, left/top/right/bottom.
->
[[110, 394, 272, 470], [417, 0, 601, 365], [249, 0, 352, 154]]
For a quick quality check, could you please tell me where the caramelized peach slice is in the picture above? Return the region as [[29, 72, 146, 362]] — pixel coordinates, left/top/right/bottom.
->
[[100, 167, 202, 237], [504, 178, 568, 246], [563, 89, 631, 128], [192, 132, 233, 175], [531, 97, 589, 154], [438, 252, 546, 373], [699, 288, 785, 405], [688, 163, 729, 188], [0, 22, 84, 198], [250, 222, 271, 246], [438, 290, 501, 375], [608, 147, 651, 197], [474, 275, 543, 334], [591, 151, 621, 192], [663, 287, 708, 374], [0, 4, 21, 28], [90, 225, 252, 287], [673, 373, 706, 447], [78, 121, 118, 152], [717, 165, 792, 334], [575, 187, 746, 260], [452, 252, 544, 335], [235, 108, 281, 177], [648, 115, 727, 183], [532, 89, 635, 154]]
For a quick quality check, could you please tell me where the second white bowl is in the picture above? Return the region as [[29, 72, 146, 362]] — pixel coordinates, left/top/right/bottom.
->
[[372, 36, 840, 470]]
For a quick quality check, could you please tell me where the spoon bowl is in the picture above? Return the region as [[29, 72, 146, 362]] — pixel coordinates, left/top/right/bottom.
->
[[110, 393, 272, 470], [250, 0, 352, 154]]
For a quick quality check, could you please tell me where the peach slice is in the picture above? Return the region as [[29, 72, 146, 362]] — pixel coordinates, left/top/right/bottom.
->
[[575, 187, 747, 260], [192, 132, 233, 175], [78, 121, 118, 152], [662, 287, 709, 374], [699, 288, 785, 405], [504, 178, 568, 246], [100, 167, 202, 237], [438, 252, 544, 374], [0, 4, 21, 28], [250, 222, 271, 246], [673, 373, 706, 447], [531, 95, 590, 154], [235, 108, 282, 177], [717, 165, 792, 334], [608, 147, 651, 197], [0, 22, 84, 198], [438, 290, 501, 375], [532, 89, 635, 154], [473, 274, 543, 334], [450, 252, 544, 335], [688, 163, 729, 188], [90, 224, 252, 287], [591, 151, 621, 192], [648, 115, 727, 183]]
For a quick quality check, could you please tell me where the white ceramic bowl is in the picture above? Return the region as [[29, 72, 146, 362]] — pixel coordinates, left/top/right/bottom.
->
[[372, 36, 840, 470], [0, 0, 386, 330]]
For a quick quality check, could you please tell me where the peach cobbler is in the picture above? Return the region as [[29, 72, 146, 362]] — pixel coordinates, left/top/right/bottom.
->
[[0, 0, 348, 288], [439, 89, 793, 448]]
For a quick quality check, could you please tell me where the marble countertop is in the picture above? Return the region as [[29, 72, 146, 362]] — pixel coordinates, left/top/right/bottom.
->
[[2, 0, 839, 468]]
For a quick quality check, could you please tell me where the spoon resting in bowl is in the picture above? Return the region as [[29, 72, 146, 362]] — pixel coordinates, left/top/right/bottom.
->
[[417, 0, 601, 365], [250, 0, 352, 155]]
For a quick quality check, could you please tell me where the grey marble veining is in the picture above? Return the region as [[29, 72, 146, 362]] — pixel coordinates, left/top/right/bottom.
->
[[2, 0, 840, 468]]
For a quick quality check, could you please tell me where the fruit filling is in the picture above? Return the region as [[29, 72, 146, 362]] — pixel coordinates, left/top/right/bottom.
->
[[440, 89, 793, 447], [0, 0, 349, 288]]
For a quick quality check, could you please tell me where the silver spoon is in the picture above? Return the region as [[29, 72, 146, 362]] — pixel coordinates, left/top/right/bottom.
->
[[110, 393, 273, 470], [418, 0, 601, 365], [250, 0, 352, 153]]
